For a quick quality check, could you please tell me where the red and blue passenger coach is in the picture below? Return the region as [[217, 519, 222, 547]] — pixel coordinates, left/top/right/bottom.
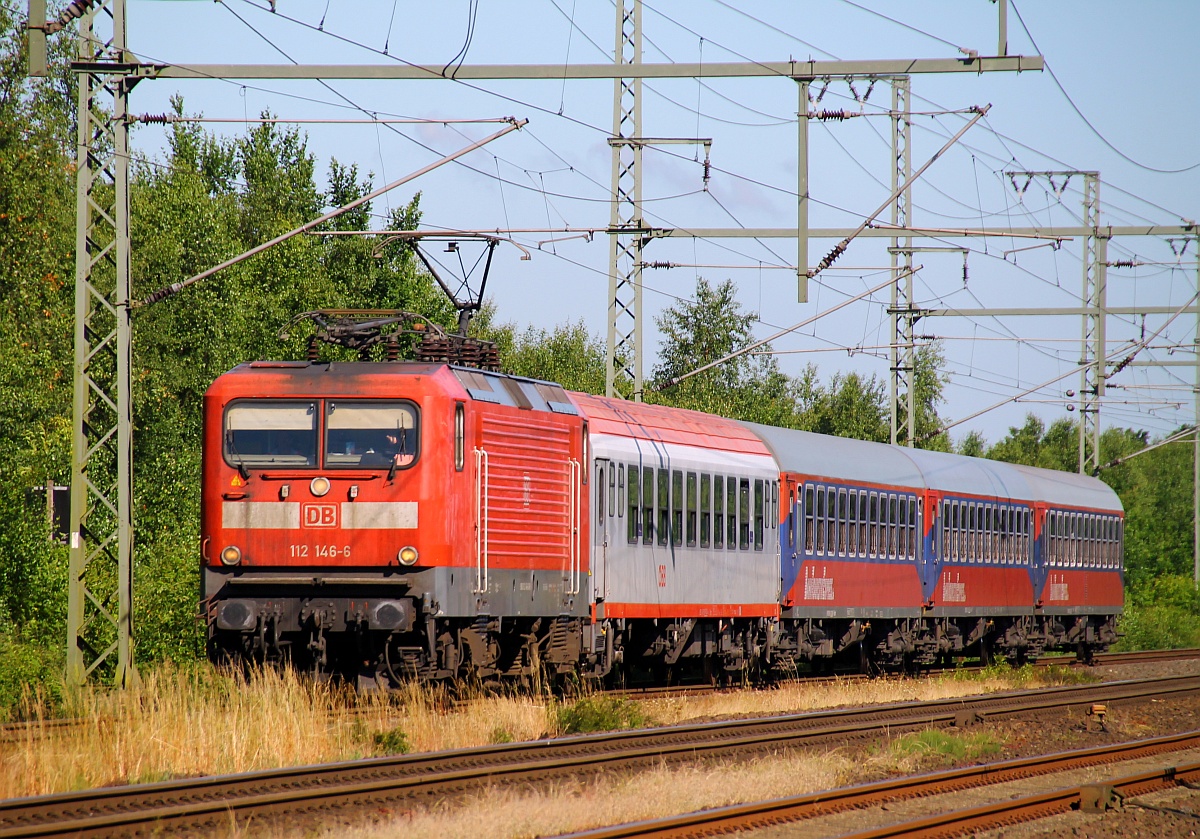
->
[[742, 424, 1122, 668], [202, 360, 591, 686]]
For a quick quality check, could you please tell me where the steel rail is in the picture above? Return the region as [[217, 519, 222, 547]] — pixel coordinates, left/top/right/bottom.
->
[[1, 675, 1198, 837], [835, 760, 1200, 838], [556, 729, 1200, 838]]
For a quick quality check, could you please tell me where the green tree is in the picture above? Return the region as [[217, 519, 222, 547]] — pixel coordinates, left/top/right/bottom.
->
[[794, 366, 889, 442], [473, 304, 608, 394], [0, 2, 78, 698], [649, 278, 799, 426]]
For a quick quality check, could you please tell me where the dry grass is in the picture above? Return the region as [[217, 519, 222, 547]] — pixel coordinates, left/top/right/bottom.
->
[[0, 666, 552, 799], [640, 666, 1091, 727], [326, 750, 855, 839], [325, 726, 1005, 839], [0, 662, 1082, 802]]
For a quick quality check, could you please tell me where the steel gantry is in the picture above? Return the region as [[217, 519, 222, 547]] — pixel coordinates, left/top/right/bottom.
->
[[606, 0, 644, 401], [889, 78, 915, 447], [29, 0, 138, 685]]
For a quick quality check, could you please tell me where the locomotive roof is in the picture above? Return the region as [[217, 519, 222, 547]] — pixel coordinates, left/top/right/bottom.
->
[[208, 361, 582, 417], [740, 421, 1122, 512], [570, 392, 773, 456], [207, 360, 453, 396]]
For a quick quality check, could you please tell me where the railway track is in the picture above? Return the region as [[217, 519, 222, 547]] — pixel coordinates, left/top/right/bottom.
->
[[2, 673, 1199, 837], [556, 729, 1200, 838]]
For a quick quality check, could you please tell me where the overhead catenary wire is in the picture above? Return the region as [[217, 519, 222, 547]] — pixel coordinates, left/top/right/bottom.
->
[[159, 1, 1195, 442]]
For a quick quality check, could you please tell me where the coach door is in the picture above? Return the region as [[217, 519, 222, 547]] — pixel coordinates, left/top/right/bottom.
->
[[593, 458, 611, 606]]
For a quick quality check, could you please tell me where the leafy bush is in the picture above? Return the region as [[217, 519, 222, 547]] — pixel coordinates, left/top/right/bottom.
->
[[373, 727, 412, 755], [1113, 575, 1200, 651], [0, 626, 64, 721], [556, 695, 650, 735]]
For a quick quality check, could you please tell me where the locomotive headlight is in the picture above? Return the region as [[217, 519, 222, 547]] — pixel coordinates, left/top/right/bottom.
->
[[398, 546, 419, 566], [220, 545, 242, 566], [310, 476, 331, 497]]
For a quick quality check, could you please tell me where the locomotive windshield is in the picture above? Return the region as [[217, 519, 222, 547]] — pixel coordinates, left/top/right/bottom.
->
[[325, 401, 419, 469], [224, 401, 317, 467]]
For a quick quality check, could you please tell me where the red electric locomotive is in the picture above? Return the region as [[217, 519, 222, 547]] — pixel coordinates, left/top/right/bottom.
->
[[202, 359, 595, 686]]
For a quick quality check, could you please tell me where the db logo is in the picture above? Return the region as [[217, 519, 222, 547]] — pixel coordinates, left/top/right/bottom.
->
[[302, 503, 339, 528]]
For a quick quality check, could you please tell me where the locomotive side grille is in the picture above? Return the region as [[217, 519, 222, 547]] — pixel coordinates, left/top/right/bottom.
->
[[480, 414, 573, 566]]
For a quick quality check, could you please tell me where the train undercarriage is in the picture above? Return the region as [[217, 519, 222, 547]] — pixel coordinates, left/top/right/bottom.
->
[[206, 585, 1119, 687], [206, 588, 782, 688], [773, 612, 1120, 673]]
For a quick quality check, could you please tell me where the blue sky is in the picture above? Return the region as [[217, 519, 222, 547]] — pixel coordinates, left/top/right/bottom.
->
[[123, 0, 1200, 445]]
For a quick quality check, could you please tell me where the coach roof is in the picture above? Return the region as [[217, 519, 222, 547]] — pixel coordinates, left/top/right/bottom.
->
[[740, 421, 1121, 511]]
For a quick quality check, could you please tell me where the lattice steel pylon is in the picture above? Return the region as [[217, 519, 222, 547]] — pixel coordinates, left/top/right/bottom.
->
[[605, 0, 644, 400], [67, 0, 138, 686], [889, 77, 916, 447], [1079, 173, 1106, 475]]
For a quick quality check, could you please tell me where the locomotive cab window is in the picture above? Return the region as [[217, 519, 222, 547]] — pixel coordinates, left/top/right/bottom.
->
[[325, 401, 418, 469], [224, 401, 317, 468]]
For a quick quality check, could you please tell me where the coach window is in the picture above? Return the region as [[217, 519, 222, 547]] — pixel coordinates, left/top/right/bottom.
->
[[627, 466, 639, 543], [1103, 517, 1111, 567], [956, 502, 965, 562], [1090, 516, 1099, 566], [734, 480, 744, 552], [906, 496, 916, 559], [700, 474, 712, 548], [642, 467, 655, 545], [1047, 512, 1055, 567], [324, 401, 418, 470], [618, 465, 625, 516], [899, 497, 910, 560], [1065, 516, 1075, 568], [833, 487, 843, 555], [772, 481, 779, 530], [608, 462, 617, 518], [884, 493, 894, 556], [1082, 515, 1090, 567], [827, 486, 838, 555], [979, 504, 987, 562], [1084, 516, 1094, 568], [687, 472, 698, 547], [902, 494, 912, 561], [714, 476, 725, 549], [845, 491, 858, 556], [996, 505, 1004, 560], [597, 464, 606, 524], [814, 486, 825, 553], [1081, 515, 1089, 567], [659, 469, 672, 547], [804, 486, 815, 552], [754, 479, 765, 550], [940, 500, 950, 561], [727, 476, 738, 549], [868, 493, 878, 556], [1066, 513, 1075, 567], [1107, 517, 1115, 567], [1007, 508, 1017, 564], [669, 470, 682, 546]]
